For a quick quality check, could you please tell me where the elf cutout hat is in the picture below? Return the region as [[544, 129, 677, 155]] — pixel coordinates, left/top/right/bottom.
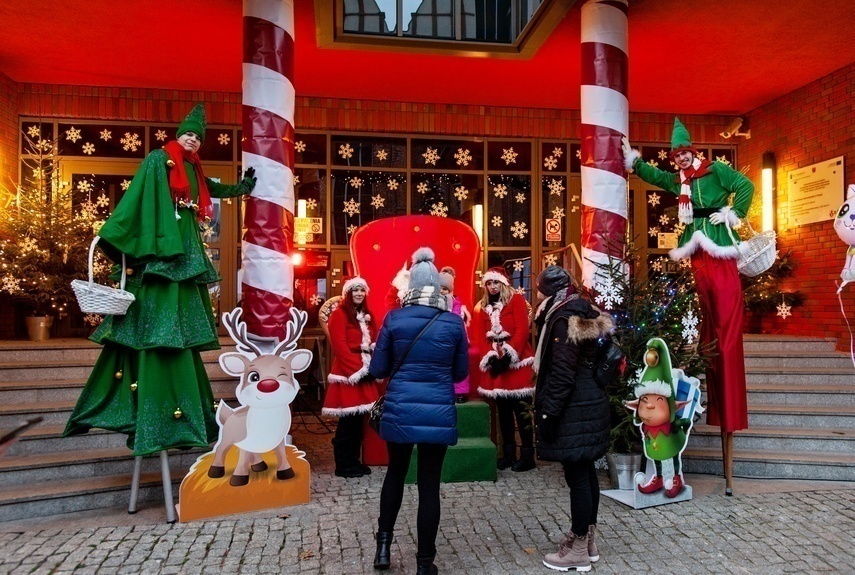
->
[[177, 103, 207, 142]]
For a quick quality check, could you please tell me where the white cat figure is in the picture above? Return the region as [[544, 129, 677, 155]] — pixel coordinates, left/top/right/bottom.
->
[[834, 184, 855, 292]]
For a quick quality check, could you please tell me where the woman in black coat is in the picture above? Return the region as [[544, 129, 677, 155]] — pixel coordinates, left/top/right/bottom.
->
[[532, 266, 614, 573]]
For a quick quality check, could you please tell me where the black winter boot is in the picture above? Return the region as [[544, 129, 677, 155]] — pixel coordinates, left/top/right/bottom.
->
[[497, 443, 516, 470], [415, 553, 438, 575], [333, 438, 364, 478], [373, 531, 392, 570], [512, 447, 536, 472]]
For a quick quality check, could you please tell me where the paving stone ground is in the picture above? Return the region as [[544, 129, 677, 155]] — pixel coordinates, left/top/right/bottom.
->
[[2, 419, 854, 574]]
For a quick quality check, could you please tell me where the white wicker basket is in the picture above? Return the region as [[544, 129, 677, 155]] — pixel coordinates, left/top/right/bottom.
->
[[71, 237, 136, 315], [726, 220, 776, 277]]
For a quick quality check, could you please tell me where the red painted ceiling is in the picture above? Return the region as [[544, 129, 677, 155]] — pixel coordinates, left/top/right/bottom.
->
[[1, 0, 854, 114]]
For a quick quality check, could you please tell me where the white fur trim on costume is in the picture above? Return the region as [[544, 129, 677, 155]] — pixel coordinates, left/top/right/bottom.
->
[[623, 148, 640, 172], [634, 379, 673, 398], [321, 402, 375, 417], [669, 230, 739, 261], [511, 356, 535, 369], [342, 276, 369, 295], [477, 386, 535, 399], [486, 330, 511, 341], [501, 342, 520, 365], [479, 350, 499, 372], [482, 271, 509, 286]]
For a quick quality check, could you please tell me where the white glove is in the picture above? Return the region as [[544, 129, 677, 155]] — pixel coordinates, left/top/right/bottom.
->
[[621, 136, 640, 172], [709, 206, 741, 228]]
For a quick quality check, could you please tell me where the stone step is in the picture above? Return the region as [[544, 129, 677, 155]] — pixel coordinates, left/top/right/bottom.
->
[[0, 470, 184, 523], [741, 335, 838, 353], [0, 446, 203, 486], [744, 365, 855, 385], [746, 404, 855, 428], [690, 424, 855, 454], [745, 383, 855, 407], [743, 351, 854, 369], [0, 338, 238, 364], [6, 424, 128, 456], [0, 376, 240, 404], [0, 357, 234, 383], [681, 446, 855, 481]]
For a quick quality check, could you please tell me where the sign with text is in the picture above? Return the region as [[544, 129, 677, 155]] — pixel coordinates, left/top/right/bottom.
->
[[788, 156, 845, 227], [545, 218, 562, 242], [295, 217, 323, 244]]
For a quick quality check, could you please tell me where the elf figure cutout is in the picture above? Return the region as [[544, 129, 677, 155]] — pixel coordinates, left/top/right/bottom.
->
[[626, 338, 703, 500]]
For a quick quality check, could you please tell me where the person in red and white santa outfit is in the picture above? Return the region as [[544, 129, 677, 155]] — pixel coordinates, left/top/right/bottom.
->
[[473, 267, 537, 472], [322, 277, 380, 478]]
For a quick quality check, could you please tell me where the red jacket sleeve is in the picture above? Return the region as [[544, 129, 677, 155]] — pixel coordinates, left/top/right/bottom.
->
[[471, 304, 488, 355], [327, 308, 354, 360]]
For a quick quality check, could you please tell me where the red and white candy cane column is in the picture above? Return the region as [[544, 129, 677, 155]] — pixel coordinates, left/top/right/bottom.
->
[[241, 0, 295, 341], [580, 0, 629, 288]]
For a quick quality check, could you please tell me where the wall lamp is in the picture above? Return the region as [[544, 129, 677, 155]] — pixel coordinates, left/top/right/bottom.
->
[[761, 151, 776, 232]]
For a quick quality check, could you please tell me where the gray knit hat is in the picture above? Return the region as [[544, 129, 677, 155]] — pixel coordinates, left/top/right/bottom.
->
[[408, 247, 441, 291], [438, 266, 455, 291], [536, 265, 571, 297]]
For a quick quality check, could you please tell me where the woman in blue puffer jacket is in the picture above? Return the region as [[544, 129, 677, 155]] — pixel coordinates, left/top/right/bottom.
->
[[368, 247, 469, 575]]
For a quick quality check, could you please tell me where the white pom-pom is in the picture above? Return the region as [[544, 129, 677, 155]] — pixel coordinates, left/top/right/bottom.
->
[[411, 247, 435, 265]]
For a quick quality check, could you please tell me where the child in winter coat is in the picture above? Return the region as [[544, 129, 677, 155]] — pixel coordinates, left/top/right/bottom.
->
[[438, 266, 471, 403]]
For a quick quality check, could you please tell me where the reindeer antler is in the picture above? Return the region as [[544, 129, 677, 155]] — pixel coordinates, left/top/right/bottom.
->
[[222, 308, 263, 357], [273, 308, 309, 356]]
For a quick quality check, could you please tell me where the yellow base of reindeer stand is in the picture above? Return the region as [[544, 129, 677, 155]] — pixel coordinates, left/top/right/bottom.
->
[[178, 446, 310, 522]]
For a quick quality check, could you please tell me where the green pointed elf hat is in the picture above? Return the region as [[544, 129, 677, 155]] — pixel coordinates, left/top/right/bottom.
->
[[634, 337, 676, 399], [669, 117, 696, 156], [177, 103, 207, 143]]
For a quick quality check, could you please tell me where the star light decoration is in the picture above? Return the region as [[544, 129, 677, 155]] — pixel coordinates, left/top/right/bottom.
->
[[544, 254, 558, 266], [551, 207, 565, 219], [454, 148, 472, 167], [681, 306, 700, 344], [387, 179, 399, 190], [510, 221, 529, 239], [648, 192, 661, 207], [371, 195, 385, 209], [501, 147, 518, 165], [453, 186, 468, 201], [513, 260, 524, 272], [547, 178, 565, 196], [27, 125, 40, 138], [294, 140, 306, 153], [66, 126, 82, 143], [515, 193, 526, 204], [82, 143, 95, 155], [120, 132, 141, 152], [346, 224, 357, 235], [552, 147, 563, 157], [429, 202, 448, 217], [218, 133, 230, 146], [338, 143, 354, 159], [293, 175, 300, 186], [493, 184, 508, 198], [543, 156, 558, 170], [417, 182, 429, 195], [120, 179, 131, 191], [491, 216, 503, 227], [776, 298, 792, 319], [593, 274, 623, 310], [696, 151, 706, 161], [342, 198, 360, 217], [154, 129, 167, 141], [715, 155, 732, 167], [376, 149, 388, 161], [349, 177, 363, 188], [422, 147, 440, 166]]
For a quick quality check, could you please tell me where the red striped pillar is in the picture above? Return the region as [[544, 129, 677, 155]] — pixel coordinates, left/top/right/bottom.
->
[[580, 0, 629, 288], [241, 0, 295, 340]]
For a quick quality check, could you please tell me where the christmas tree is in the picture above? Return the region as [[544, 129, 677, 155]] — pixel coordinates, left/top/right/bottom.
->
[[0, 128, 110, 317], [590, 240, 711, 453]]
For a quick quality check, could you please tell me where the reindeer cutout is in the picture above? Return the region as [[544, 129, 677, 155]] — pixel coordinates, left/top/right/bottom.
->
[[207, 307, 312, 487]]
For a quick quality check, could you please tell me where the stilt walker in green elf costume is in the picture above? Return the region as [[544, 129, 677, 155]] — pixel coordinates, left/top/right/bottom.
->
[[625, 338, 693, 499], [622, 119, 754, 496], [64, 104, 258, 456]]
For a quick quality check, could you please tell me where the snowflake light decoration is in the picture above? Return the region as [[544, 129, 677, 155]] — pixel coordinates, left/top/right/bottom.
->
[[82, 142, 95, 155], [309, 294, 322, 306], [493, 184, 508, 198], [387, 179, 399, 191], [120, 132, 141, 152], [20, 237, 39, 253], [552, 147, 564, 158], [454, 148, 472, 167], [99, 129, 112, 141], [510, 221, 529, 239], [36, 139, 52, 152], [218, 133, 230, 146], [547, 178, 565, 196], [543, 156, 558, 170], [83, 314, 103, 326], [120, 179, 131, 191], [371, 194, 385, 209], [27, 125, 40, 138], [96, 194, 110, 208], [651, 258, 663, 272], [294, 141, 306, 153], [491, 216, 503, 227], [338, 143, 354, 159], [429, 202, 448, 217], [647, 159, 659, 168], [349, 177, 363, 188], [342, 198, 360, 217], [376, 149, 388, 161], [648, 192, 661, 207], [715, 155, 732, 167], [515, 287, 526, 296], [453, 186, 468, 201], [679, 258, 691, 270], [544, 254, 558, 266], [648, 226, 660, 237], [575, 149, 582, 160], [306, 198, 318, 210], [776, 298, 792, 319], [76, 180, 93, 193], [681, 307, 700, 344], [346, 224, 357, 235], [673, 222, 686, 236], [659, 214, 670, 226], [657, 150, 668, 160], [513, 261, 524, 272], [2, 276, 22, 294], [417, 182, 429, 195], [32, 167, 44, 179], [515, 193, 526, 204], [501, 147, 518, 165], [551, 207, 565, 219], [422, 147, 440, 166], [66, 126, 82, 143], [154, 129, 167, 141], [593, 274, 623, 310]]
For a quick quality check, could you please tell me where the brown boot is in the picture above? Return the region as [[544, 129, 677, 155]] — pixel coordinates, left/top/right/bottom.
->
[[543, 533, 591, 572], [587, 525, 599, 562]]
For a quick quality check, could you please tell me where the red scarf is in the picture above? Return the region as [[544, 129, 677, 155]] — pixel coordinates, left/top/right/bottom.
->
[[163, 140, 213, 223], [678, 159, 713, 206]]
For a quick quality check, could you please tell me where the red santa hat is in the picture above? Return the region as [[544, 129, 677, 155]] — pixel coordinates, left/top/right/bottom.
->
[[482, 266, 510, 286], [342, 276, 369, 296]]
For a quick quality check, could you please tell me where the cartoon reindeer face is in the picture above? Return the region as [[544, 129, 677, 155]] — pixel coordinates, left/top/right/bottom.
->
[[219, 308, 312, 409]]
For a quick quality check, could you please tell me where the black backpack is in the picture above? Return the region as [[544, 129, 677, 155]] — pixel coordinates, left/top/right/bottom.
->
[[592, 338, 625, 388]]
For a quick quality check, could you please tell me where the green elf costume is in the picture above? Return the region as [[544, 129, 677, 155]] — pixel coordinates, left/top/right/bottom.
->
[[626, 338, 691, 499], [64, 104, 256, 456], [622, 118, 753, 436]]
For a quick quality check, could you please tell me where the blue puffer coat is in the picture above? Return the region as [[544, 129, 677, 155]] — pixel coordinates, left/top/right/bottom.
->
[[369, 304, 469, 445]]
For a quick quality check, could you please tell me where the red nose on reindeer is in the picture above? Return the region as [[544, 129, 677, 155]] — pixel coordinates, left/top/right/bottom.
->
[[256, 378, 280, 393]]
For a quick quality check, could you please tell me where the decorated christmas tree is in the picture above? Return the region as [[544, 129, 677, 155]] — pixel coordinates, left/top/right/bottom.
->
[[0, 128, 110, 318], [589, 239, 711, 453]]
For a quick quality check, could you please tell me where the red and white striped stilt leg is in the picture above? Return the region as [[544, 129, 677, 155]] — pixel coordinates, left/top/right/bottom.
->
[[580, 0, 629, 288], [241, 0, 296, 342]]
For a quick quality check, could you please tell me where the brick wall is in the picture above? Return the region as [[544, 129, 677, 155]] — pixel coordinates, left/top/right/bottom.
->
[[739, 62, 855, 350], [0, 72, 18, 190]]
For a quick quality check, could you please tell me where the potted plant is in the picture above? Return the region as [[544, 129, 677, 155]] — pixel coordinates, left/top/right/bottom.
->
[[0, 128, 109, 340], [590, 240, 710, 489]]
